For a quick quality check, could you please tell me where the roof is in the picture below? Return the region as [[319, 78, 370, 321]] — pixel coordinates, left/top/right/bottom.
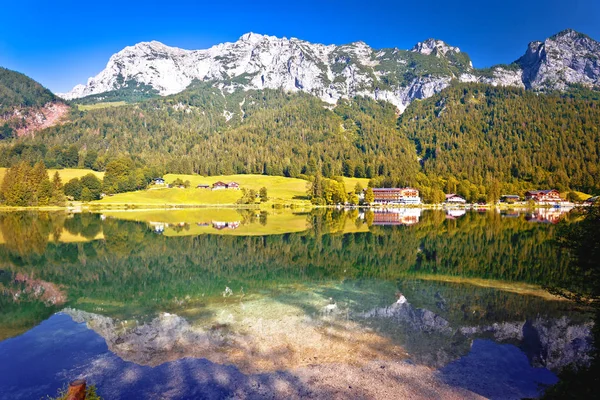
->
[[501, 195, 520, 198], [526, 189, 558, 195], [372, 187, 418, 192], [212, 181, 228, 186]]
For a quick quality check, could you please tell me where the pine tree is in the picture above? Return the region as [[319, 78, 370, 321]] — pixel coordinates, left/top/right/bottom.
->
[[364, 187, 374, 204]]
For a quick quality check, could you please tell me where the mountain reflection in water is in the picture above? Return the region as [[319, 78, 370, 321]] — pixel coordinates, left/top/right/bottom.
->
[[0, 208, 591, 399]]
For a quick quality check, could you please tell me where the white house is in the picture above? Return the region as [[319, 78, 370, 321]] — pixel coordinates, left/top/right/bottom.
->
[[445, 194, 467, 204]]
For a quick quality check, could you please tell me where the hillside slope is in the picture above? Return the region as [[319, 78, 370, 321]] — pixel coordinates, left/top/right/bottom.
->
[[0, 67, 69, 137], [401, 83, 600, 194]]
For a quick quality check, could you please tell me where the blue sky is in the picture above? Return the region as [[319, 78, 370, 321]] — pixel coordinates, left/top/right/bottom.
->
[[1, 0, 599, 93]]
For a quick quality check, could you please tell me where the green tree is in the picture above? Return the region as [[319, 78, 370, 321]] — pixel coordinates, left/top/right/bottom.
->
[[84, 150, 99, 169], [259, 187, 268, 202], [364, 187, 374, 204], [354, 182, 364, 194], [80, 187, 94, 202], [80, 173, 103, 200], [37, 180, 53, 206], [64, 178, 82, 200], [63, 145, 79, 168], [50, 172, 66, 206]]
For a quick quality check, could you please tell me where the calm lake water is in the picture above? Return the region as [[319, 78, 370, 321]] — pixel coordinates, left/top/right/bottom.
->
[[0, 208, 592, 399]]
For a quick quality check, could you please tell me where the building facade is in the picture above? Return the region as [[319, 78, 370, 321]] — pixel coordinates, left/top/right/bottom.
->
[[371, 188, 421, 204], [445, 194, 467, 204], [524, 190, 562, 204]]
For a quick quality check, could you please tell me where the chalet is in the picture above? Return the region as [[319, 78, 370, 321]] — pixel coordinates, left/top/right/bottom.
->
[[212, 181, 228, 190], [525, 189, 562, 204], [212, 181, 240, 190], [500, 195, 520, 203], [153, 178, 165, 185], [445, 194, 467, 204], [371, 188, 421, 204], [196, 184, 210, 189]]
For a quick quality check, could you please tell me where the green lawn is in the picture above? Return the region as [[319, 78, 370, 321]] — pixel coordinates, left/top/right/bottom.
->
[[165, 174, 311, 201], [0, 168, 104, 184], [97, 174, 314, 206], [77, 101, 127, 111], [96, 174, 370, 206], [342, 177, 370, 193], [0, 169, 368, 207], [96, 186, 243, 206]]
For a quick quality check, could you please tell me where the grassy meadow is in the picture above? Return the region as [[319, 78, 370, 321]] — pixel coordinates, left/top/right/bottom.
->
[[95, 174, 367, 207], [0, 168, 368, 208], [0, 168, 104, 184], [77, 101, 127, 111]]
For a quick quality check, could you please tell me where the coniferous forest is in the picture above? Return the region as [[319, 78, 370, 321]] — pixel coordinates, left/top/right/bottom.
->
[[1, 76, 600, 201]]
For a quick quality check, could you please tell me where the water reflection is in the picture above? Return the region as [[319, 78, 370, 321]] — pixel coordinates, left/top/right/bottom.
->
[[0, 208, 592, 399], [371, 208, 421, 225], [500, 207, 573, 224]]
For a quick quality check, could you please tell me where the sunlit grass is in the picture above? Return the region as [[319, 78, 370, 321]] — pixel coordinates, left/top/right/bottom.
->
[[95, 174, 370, 207], [77, 101, 127, 111], [0, 168, 104, 184]]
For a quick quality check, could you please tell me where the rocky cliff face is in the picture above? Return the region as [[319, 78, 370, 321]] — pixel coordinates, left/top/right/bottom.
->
[[517, 29, 600, 90], [58, 33, 473, 113], [59, 30, 600, 112]]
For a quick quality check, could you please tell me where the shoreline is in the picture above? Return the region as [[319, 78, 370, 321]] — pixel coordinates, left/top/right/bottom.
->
[[0, 202, 578, 213]]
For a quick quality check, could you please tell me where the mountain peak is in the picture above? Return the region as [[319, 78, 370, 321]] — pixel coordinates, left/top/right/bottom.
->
[[411, 39, 460, 57], [239, 32, 263, 42], [549, 28, 591, 41], [118, 41, 186, 57], [237, 32, 282, 44]]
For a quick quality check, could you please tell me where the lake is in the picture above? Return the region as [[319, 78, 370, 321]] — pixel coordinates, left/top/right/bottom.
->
[[0, 208, 592, 399]]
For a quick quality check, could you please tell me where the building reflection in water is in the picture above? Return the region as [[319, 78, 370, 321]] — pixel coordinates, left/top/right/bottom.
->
[[371, 208, 422, 226]]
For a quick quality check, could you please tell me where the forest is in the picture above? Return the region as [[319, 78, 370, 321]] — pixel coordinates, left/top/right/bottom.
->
[[0, 78, 599, 201]]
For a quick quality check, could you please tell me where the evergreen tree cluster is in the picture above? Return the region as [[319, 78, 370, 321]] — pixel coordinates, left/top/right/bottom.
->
[[0, 157, 159, 206], [0, 162, 65, 206], [0, 67, 56, 115], [308, 173, 348, 205], [401, 83, 600, 199]]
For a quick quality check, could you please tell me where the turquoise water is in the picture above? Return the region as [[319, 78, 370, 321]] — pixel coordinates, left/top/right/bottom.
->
[[0, 209, 592, 399]]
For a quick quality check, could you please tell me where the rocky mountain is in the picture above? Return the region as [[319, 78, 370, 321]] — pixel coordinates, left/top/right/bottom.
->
[[59, 29, 600, 112], [1, 67, 69, 137]]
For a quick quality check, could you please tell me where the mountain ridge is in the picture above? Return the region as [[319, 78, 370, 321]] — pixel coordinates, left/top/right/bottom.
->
[[58, 29, 600, 112]]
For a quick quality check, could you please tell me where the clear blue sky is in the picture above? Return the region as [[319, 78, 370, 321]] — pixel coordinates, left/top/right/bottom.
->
[[1, 0, 599, 93]]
